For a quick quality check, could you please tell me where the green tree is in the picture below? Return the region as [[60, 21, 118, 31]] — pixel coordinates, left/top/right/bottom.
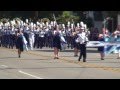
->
[[56, 11, 79, 24], [104, 11, 120, 18], [103, 11, 120, 30]]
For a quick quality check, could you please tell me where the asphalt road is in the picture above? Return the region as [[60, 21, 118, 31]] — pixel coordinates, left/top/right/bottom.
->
[[0, 47, 120, 79]]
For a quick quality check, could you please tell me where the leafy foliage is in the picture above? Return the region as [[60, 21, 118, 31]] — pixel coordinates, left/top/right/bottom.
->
[[56, 11, 79, 24], [41, 18, 50, 23]]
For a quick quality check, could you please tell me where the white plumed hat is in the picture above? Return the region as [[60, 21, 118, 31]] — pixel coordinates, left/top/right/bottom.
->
[[77, 23, 80, 27], [26, 19, 28, 23], [80, 21, 84, 27], [71, 24, 74, 29], [68, 21, 70, 25]]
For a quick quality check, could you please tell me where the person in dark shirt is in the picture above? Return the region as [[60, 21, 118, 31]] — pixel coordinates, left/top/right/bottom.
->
[[53, 31, 61, 59], [98, 34, 105, 60], [72, 31, 79, 57], [16, 30, 24, 58]]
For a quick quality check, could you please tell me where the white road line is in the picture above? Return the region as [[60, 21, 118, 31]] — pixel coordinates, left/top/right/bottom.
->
[[1, 65, 8, 68], [18, 70, 43, 79]]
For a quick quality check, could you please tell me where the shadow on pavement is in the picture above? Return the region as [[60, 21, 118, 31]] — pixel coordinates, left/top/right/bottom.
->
[[0, 57, 52, 61], [87, 61, 120, 63], [19, 59, 51, 61], [34, 49, 99, 53]]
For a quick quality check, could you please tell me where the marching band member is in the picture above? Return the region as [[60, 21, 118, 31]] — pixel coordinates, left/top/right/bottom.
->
[[44, 26, 49, 47], [9, 26, 15, 49], [33, 26, 39, 48], [73, 27, 79, 57], [0, 18, 95, 61], [98, 34, 105, 60], [60, 28, 67, 51], [76, 27, 89, 62], [29, 27, 35, 50], [114, 27, 120, 59], [53, 27, 61, 59], [0, 24, 2, 47], [66, 26, 72, 49], [16, 29, 24, 58], [38, 27, 45, 49], [47, 25, 54, 48]]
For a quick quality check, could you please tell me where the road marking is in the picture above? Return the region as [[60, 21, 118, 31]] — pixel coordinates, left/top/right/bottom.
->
[[1, 65, 8, 68], [18, 70, 43, 79]]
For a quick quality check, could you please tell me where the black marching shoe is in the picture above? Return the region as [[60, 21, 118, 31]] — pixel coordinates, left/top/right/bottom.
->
[[54, 57, 59, 59], [74, 55, 78, 57], [78, 58, 81, 61], [117, 57, 120, 59], [83, 59, 86, 62], [19, 55, 21, 58], [56, 57, 59, 59], [101, 58, 104, 60], [54, 57, 57, 59]]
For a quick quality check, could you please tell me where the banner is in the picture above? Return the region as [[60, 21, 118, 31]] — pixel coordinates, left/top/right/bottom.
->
[[86, 41, 105, 47], [86, 38, 120, 55], [104, 36, 120, 54]]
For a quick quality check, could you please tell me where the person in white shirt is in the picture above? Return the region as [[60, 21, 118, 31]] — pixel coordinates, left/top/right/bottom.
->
[[33, 27, 39, 48], [114, 27, 120, 59], [29, 28, 35, 50], [38, 28, 45, 49], [0, 29, 2, 47], [76, 27, 89, 62]]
